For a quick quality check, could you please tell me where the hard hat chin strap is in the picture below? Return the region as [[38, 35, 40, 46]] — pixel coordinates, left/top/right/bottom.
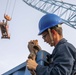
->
[[48, 28, 54, 44]]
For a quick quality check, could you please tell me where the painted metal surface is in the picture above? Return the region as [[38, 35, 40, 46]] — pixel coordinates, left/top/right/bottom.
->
[[3, 50, 51, 75]]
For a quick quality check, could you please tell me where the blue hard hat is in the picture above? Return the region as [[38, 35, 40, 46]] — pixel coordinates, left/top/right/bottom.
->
[[38, 14, 63, 35]]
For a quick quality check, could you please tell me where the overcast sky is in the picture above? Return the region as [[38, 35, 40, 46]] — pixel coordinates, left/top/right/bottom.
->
[[0, 0, 76, 74]]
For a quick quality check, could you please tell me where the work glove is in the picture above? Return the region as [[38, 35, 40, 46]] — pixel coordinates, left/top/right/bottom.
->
[[28, 40, 42, 60], [28, 40, 41, 54]]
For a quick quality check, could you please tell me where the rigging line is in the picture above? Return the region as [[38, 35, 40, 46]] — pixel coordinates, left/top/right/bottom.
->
[[11, 0, 17, 18], [5, 0, 10, 14], [8, 0, 12, 14]]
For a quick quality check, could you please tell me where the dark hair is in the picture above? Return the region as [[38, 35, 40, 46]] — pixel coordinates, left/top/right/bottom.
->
[[42, 24, 63, 36]]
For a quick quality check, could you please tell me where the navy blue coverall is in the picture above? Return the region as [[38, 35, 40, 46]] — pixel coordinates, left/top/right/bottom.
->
[[35, 38, 76, 75]]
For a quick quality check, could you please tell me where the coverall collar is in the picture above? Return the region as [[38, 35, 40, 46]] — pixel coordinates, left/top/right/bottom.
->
[[52, 38, 67, 55], [55, 38, 67, 47]]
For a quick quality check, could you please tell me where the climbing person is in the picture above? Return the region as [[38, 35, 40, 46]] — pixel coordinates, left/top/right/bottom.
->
[[27, 14, 76, 75]]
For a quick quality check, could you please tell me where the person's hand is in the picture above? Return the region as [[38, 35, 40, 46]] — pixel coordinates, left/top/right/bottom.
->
[[28, 53, 36, 60], [26, 59, 38, 70]]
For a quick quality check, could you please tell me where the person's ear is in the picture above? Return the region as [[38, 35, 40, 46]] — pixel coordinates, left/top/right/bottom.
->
[[51, 29, 56, 35]]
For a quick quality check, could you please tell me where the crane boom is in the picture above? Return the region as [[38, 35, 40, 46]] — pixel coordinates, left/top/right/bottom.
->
[[23, 0, 76, 29]]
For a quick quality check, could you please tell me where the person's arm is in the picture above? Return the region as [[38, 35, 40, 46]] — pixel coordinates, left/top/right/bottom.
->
[[35, 44, 74, 75]]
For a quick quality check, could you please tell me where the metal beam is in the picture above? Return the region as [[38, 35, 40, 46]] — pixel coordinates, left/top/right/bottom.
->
[[23, 0, 76, 29]]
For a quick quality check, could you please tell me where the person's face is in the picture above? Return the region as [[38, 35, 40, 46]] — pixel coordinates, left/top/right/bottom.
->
[[41, 31, 54, 46]]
